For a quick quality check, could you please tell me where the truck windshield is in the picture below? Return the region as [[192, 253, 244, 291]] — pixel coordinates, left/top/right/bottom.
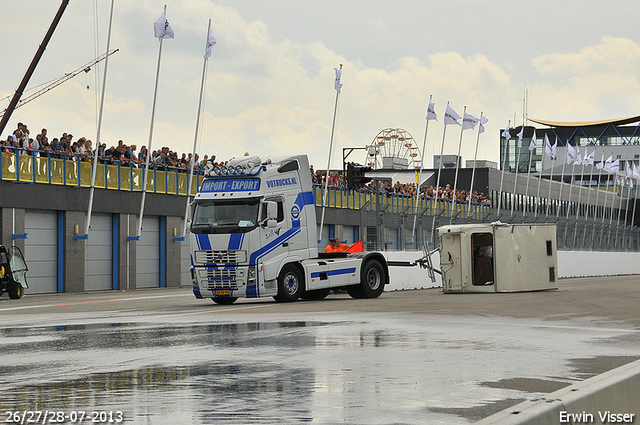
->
[[191, 198, 260, 234]]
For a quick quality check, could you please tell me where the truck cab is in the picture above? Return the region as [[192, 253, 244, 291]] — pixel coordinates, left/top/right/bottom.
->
[[189, 154, 388, 304]]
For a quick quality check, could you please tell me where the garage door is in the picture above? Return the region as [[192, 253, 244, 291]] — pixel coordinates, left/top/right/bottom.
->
[[137, 216, 160, 288], [24, 210, 58, 294], [85, 214, 113, 291]]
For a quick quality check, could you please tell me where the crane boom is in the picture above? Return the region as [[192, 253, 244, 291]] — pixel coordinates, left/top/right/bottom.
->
[[0, 49, 119, 120]]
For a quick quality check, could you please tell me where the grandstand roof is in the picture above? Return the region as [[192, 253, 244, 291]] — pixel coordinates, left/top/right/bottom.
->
[[529, 115, 640, 128]]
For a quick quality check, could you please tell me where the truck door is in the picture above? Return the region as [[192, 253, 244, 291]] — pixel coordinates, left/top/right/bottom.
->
[[257, 197, 289, 279]]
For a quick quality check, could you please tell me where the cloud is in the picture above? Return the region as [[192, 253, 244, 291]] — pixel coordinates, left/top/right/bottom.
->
[[528, 36, 640, 121]]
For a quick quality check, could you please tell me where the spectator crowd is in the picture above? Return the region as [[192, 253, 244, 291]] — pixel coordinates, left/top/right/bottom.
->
[[3, 121, 233, 173], [3, 121, 490, 205], [310, 164, 491, 205]]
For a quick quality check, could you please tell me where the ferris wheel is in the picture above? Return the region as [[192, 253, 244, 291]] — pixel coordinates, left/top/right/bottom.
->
[[364, 128, 422, 170]]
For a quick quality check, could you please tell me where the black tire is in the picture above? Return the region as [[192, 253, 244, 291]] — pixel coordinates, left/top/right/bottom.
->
[[346, 284, 365, 299], [301, 288, 330, 301], [274, 264, 304, 302], [212, 297, 238, 305], [359, 260, 385, 298], [8, 282, 23, 300]]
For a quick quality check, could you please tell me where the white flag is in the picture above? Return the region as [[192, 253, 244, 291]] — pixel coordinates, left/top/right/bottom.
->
[[610, 159, 620, 173], [502, 123, 511, 140], [479, 115, 488, 134], [604, 155, 613, 172], [626, 161, 633, 179], [444, 105, 461, 126], [529, 131, 537, 151], [516, 127, 524, 148], [462, 112, 480, 131], [551, 138, 558, 159], [596, 154, 605, 170], [334, 67, 343, 93], [426, 102, 437, 121], [566, 143, 576, 164], [544, 134, 552, 158], [154, 10, 175, 39], [574, 151, 582, 166], [633, 163, 640, 179], [204, 28, 217, 59], [585, 150, 595, 166]]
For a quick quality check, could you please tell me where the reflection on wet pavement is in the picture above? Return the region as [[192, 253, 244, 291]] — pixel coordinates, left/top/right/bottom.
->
[[1, 316, 638, 424]]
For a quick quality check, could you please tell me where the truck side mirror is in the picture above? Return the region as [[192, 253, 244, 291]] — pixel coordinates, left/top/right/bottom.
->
[[266, 201, 278, 220], [261, 200, 278, 228]]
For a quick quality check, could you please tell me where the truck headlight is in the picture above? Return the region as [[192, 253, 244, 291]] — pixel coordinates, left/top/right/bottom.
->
[[248, 268, 256, 284]]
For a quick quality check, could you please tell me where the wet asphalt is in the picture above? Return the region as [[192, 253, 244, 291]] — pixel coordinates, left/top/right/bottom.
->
[[1, 275, 639, 424]]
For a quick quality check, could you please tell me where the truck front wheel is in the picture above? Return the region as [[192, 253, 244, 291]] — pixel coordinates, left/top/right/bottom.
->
[[274, 264, 303, 302], [212, 297, 238, 305], [360, 260, 385, 298]]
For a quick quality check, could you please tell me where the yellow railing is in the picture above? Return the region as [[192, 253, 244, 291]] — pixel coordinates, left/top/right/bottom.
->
[[2, 151, 491, 217], [313, 185, 490, 218], [1, 151, 203, 196]]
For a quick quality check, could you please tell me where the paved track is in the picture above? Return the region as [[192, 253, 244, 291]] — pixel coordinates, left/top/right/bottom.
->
[[1, 276, 639, 423]]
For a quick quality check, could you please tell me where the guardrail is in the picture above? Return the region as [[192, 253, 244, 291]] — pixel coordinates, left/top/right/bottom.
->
[[312, 184, 491, 219], [1, 150, 203, 196]]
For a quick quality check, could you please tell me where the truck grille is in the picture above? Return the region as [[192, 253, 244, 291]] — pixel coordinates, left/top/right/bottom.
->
[[199, 269, 244, 279], [195, 250, 247, 264], [200, 269, 242, 291]]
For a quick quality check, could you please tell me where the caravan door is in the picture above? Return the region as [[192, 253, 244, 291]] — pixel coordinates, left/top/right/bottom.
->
[[439, 232, 465, 292]]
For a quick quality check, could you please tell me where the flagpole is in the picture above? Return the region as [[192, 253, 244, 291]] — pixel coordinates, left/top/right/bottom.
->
[[497, 121, 510, 217], [546, 154, 555, 217], [572, 148, 589, 247], [85, 0, 115, 237], [534, 150, 544, 218], [431, 102, 451, 244], [467, 112, 484, 215], [523, 131, 536, 218], [581, 156, 596, 247], [182, 19, 212, 239], [318, 64, 342, 244], [412, 95, 433, 244], [510, 129, 523, 216], [450, 106, 466, 224], [138, 5, 168, 238], [614, 172, 625, 249], [627, 178, 636, 251], [606, 154, 616, 248], [590, 154, 605, 249], [556, 144, 569, 218], [601, 156, 611, 249]]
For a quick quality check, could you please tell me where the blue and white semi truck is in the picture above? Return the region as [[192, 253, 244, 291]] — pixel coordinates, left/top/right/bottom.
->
[[189, 154, 389, 304]]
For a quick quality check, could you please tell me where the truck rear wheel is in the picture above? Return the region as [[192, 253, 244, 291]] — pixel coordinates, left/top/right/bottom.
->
[[301, 288, 330, 301], [359, 259, 385, 298], [212, 297, 238, 305], [274, 264, 303, 302], [8, 282, 23, 300]]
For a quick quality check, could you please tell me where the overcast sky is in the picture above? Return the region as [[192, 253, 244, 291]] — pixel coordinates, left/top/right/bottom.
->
[[3, 0, 640, 169]]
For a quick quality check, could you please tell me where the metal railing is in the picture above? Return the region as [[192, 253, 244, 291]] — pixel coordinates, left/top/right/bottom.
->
[[1, 149, 203, 196], [313, 184, 491, 219]]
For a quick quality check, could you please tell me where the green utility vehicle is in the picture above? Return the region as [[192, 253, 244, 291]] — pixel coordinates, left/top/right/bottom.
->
[[0, 245, 28, 299]]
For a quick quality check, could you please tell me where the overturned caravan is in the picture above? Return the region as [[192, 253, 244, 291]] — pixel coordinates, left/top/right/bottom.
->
[[438, 222, 558, 293]]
